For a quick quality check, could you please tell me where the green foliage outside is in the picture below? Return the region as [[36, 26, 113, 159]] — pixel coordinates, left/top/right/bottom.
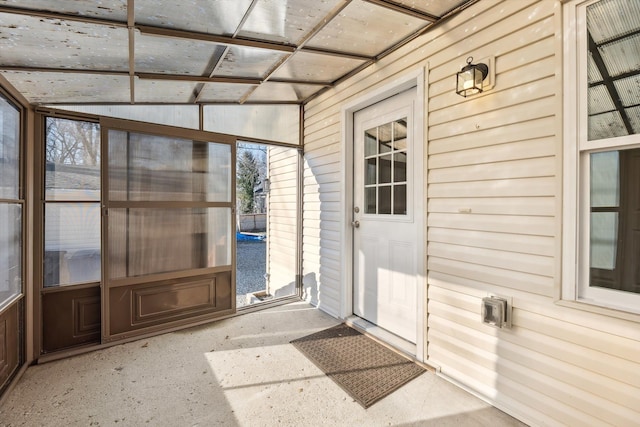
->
[[237, 149, 260, 214]]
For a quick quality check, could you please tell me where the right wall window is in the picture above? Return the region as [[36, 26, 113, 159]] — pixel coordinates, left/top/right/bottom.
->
[[564, 0, 640, 313]]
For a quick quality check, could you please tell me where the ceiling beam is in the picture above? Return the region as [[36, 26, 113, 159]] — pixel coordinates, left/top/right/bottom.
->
[[0, 65, 328, 86], [137, 73, 261, 85], [299, 47, 373, 61], [137, 25, 296, 53], [362, 0, 438, 21]]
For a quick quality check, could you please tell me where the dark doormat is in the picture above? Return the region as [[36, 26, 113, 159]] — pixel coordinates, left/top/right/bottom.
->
[[291, 323, 426, 408]]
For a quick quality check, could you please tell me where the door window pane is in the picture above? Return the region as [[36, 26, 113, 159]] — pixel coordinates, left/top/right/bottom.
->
[[362, 117, 408, 216], [394, 184, 407, 215], [365, 187, 376, 214], [44, 118, 102, 288], [44, 203, 101, 287], [378, 123, 392, 154], [364, 128, 377, 157], [108, 207, 231, 279], [45, 118, 100, 201], [109, 130, 231, 202], [378, 186, 391, 214], [365, 158, 376, 185], [394, 152, 407, 182], [393, 119, 407, 150], [379, 154, 392, 184]]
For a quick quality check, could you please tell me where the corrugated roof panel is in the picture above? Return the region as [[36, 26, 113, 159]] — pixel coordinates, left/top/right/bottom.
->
[[0, 13, 129, 71], [135, 79, 197, 103], [0, 0, 128, 21], [238, 0, 342, 45], [627, 106, 640, 134], [135, 0, 252, 36], [614, 75, 640, 107], [197, 83, 256, 103], [587, 53, 603, 84], [214, 45, 287, 79], [271, 50, 368, 83], [588, 84, 615, 115], [304, 0, 428, 57], [587, 0, 640, 44], [0, 71, 130, 103], [598, 34, 640, 78], [135, 32, 224, 75], [588, 111, 628, 141]]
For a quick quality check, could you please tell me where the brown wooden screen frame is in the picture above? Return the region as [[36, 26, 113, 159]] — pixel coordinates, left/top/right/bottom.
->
[[100, 117, 237, 342]]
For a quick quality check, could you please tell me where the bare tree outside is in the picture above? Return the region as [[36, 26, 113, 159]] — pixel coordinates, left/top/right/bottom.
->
[[46, 118, 100, 166]]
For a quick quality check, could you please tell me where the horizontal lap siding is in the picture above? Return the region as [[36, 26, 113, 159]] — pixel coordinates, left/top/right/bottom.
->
[[267, 146, 298, 298], [302, 0, 640, 424]]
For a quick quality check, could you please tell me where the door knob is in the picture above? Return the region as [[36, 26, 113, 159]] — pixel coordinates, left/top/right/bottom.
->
[[351, 220, 360, 228]]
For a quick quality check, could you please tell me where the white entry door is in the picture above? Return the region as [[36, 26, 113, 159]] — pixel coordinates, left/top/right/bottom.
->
[[352, 89, 423, 344]]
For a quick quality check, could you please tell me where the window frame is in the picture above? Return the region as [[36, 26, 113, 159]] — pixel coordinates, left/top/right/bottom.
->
[[0, 88, 24, 313], [562, 0, 640, 315]]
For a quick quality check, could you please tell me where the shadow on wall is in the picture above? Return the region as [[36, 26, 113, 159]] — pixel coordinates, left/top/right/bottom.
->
[[303, 272, 318, 305]]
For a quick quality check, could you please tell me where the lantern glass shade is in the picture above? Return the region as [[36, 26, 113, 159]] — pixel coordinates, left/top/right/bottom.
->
[[456, 62, 488, 97]]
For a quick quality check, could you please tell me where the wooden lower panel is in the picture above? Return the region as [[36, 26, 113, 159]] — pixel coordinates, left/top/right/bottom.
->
[[108, 271, 232, 337], [0, 303, 19, 390], [42, 287, 101, 353]]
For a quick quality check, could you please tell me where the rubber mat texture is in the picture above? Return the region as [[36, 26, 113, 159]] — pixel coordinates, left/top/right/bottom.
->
[[291, 323, 426, 408]]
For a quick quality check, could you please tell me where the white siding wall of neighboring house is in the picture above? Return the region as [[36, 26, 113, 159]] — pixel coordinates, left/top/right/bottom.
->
[[266, 146, 299, 298], [302, 0, 640, 425]]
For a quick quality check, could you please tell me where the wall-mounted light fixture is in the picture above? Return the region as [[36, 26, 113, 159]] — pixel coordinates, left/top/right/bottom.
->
[[456, 56, 489, 97]]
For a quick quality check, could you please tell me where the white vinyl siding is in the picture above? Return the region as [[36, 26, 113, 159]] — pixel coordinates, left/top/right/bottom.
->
[[302, 0, 640, 425], [266, 146, 299, 298]]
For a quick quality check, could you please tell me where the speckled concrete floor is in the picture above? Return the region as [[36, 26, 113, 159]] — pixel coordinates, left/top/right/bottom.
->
[[0, 302, 526, 427]]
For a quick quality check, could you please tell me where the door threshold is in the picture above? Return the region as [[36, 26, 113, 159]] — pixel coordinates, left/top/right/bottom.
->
[[345, 315, 416, 357]]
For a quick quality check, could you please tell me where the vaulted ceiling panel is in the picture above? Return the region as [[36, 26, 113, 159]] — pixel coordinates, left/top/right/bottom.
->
[[135, 79, 198, 103], [0, 0, 128, 21], [304, 0, 428, 57], [0, 13, 129, 71], [135, 32, 225, 76], [134, 0, 252, 35], [214, 45, 288, 79], [247, 81, 320, 102], [197, 83, 256, 103], [0, 0, 474, 105], [237, 0, 343, 45], [0, 71, 130, 103], [270, 51, 367, 83]]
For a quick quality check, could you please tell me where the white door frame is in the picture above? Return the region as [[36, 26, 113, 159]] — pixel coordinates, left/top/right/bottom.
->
[[340, 67, 427, 362]]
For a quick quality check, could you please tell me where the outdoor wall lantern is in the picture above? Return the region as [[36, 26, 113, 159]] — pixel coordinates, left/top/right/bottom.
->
[[456, 56, 489, 97]]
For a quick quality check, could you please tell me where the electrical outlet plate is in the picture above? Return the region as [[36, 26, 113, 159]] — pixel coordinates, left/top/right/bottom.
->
[[481, 294, 512, 329]]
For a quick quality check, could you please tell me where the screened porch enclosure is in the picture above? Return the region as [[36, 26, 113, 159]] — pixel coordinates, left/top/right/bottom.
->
[[37, 109, 300, 354]]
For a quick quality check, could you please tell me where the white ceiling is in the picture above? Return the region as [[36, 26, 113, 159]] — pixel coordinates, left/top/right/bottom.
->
[[0, 0, 474, 105]]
